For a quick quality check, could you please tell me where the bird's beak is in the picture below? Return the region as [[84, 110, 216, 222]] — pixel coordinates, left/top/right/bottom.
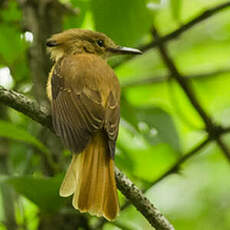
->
[[108, 46, 142, 55]]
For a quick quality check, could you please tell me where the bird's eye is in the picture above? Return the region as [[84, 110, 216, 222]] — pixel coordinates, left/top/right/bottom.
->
[[97, 40, 104, 47]]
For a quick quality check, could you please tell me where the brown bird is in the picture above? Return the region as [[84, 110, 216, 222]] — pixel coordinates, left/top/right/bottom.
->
[[46, 29, 141, 220]]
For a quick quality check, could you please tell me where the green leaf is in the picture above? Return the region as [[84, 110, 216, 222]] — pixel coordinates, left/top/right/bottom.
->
[[0, 175, 8, 183], [117, 125, 179, 181], [0, 120, 49, 154], [64, 0, 90, 29], [170, 0, 182, 21], [91, 0, 152, 46], [0, 1, 22, 22], [1, 175, 63, 212], [9, 142, 32, 174], [121, 100, 181, 152], [0, 24, 27, 66], [115, 143, 135, 171]]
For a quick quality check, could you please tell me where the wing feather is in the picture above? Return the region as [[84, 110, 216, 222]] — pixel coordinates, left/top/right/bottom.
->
[[50, 55, 120, 156]]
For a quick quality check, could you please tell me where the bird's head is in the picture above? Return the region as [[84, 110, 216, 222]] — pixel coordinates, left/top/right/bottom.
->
[[47, 29, 142, 61]]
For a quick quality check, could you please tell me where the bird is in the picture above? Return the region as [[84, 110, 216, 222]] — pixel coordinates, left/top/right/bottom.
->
[[46, 28, 142, 221]]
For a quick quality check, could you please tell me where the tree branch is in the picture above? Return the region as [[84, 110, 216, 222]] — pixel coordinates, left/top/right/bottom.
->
[[115, 168, 175, 230], [152, 27, 230, 162], [0, 86, 52, 130], [0, 85, 175, 230], [113, 2, 230, 69], [121, 123, 230, 211], [147, 137, 211, 188], [216, 137, 230, 162], [121, 136, 211, 211], [142, 2, 230, 51], [152, 27, 214, 130]]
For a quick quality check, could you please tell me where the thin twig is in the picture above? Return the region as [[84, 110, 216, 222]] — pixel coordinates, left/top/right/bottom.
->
[[142, 2, 230, 51], [121, 136, 211, 210], [113, 2, 230, 69], [152, 27, 213, 130], [121, 126, 230, 211], [216, 138, 230, 162], [0, 86, 175, 230], [147, 137, 211, 188], [152, 27, 230, 162]]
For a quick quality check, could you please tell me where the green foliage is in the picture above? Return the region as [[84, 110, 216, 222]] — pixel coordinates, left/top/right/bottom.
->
[[0, 1, 21, 22], [1, 0, 230, 229], [170, 0, 182, 21], [0, 25, 25, 64], [121, 100, 180, 152], [115, 143, 135, 172], [0, 120, 49, 154], [0, 1, 28, 82], [91, 0, 152, 46], [64, 0, 90, 28], [0, 175, 63, 212]]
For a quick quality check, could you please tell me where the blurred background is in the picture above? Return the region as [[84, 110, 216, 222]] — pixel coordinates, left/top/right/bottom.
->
[[1, 0, 230, 229]]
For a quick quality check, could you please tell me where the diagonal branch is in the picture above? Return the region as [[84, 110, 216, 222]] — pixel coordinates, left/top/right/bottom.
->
[[216, 137, 230, 161], [142, 2, 230, 52], [148, 137, 211, 188], [113, 2, 230, 69], [0, 86, 52, 130], [121, 124, 230, 211], [152, 27, 230, 162], [121, 136, 211, 211], [115, 168, 175, 230], [150, 126, 230, 188], [0, 85, 175, 230], [152, 27, 213, 131]]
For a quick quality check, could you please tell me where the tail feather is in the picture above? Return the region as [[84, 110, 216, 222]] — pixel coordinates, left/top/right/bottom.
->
[[77, 140, 96, 211], [59, 156, 77, 197], [103, 159, 119, 220], [86, 139, 106, 216], [59, 134, 119, 220]]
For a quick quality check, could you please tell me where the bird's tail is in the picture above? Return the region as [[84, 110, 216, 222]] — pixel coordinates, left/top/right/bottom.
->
[[59, 134, 119, 221]]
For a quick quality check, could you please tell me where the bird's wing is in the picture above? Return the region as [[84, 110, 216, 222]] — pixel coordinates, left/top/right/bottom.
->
[[104, 91, 120, 158], [50, 55, 120, 156]]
